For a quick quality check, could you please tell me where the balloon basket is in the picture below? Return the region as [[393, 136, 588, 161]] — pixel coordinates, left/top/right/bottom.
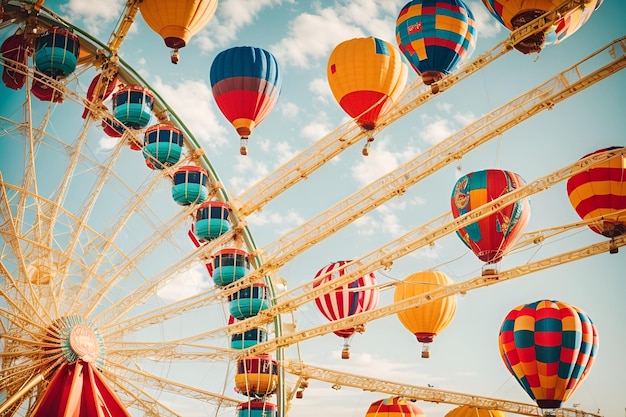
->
[[341, 348, 350, 360], [421, 345, 430, 359]]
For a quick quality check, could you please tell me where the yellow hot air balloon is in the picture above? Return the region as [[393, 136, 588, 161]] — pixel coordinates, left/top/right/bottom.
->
[[139, 0, 218, 63], [327, 37, 407, 155], [394, 270, 456, 358], [445, 405, 507, 417]]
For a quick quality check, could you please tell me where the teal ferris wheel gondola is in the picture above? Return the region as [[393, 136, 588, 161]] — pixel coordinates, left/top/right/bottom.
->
[[212, 248, 250, 286], [194, 201, 231, 241], [142, 123, 184, 169], [229, 283, 271, 320], [112, 85, 154, 130], [171, 165, 209, 205], [229, 315, 269, 350], [34, 26, 80, 79]]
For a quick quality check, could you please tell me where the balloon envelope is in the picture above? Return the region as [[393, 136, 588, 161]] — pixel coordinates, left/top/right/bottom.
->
[[139, 0, 218, 50], [566, 146, 626, 238], [481, 0, 602, 53], [365, 396, 425, 417], [498, 300, 599, 409], [210, 46, 282, 154], [396, 0, 477, 85], [445, 405, 507, 417], [450, 169, 531, 266], [327, 37, 407, 131], [394, 271, 456, 357], [313, 260, 379, 341]]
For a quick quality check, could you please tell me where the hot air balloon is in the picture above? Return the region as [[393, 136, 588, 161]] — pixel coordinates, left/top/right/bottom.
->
[[327, 37, 408, 156], [365, 396, 425, 417], [481, 0, 602, 54], [566, 146, 625, 253], [450, 169, 531, 275], [139, 0, 218, 63], [396, 0, 476, 90], [445, 406, 506, 417], [209, 46, 282, 155], [498, 300, 599, 410], [313, 260, 379, 359], [394, 270, 456, 358]]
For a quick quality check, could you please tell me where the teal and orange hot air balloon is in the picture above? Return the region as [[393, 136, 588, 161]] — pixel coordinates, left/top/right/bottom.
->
[[450, 169, 531, 275], [396, 0, 476, 89], [327, 37, 408, 155], [365, 397, 425, 417], [210, 46, 282, 155], [498, 300, 599, 410], [566, 146, 626, 253]]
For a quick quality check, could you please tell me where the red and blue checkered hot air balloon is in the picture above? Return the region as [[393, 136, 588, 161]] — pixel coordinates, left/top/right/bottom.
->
[[313, 260, 379, 359], [498, 300, 599, 410], [210, 46, 282, 155], [365, 396, 425, 417], [396, 0, 476, 87], [450, 169, 531, 275]]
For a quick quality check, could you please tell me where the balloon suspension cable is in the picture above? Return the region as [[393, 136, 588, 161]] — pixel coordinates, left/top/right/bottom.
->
[[240, 137, 248, 156]]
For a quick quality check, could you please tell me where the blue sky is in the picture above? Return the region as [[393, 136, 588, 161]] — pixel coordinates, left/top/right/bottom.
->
[[1, 0, 625, 416]]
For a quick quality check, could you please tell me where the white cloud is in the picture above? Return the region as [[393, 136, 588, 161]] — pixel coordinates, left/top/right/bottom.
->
[[156, 264, 212, 301], [281, 101, 300, 118], [97, 135, 118, 152], [309, 78, 333, 104], [467, 0, 503, 39], [149, 77, 229, 152], [60, 0, 125, 36]]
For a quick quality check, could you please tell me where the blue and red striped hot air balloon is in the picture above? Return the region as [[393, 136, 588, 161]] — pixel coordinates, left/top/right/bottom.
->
[[566, 146, 626, 253], [209, 46, 282, 155], [365, 396, 425, 417], [498, 300, 599, 410], [450, 169, 531, 275], [396, 0, 476, 88], [313, 260, 379, 359]]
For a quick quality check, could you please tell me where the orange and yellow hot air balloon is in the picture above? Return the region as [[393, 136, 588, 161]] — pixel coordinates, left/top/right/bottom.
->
[[139, 0, 218, 63], [394, 271, 456, 358], [445, 406, 507, 417], [327, 37, 407, 156], [566, 146, 626, 253], [365, 396, 425, 417]]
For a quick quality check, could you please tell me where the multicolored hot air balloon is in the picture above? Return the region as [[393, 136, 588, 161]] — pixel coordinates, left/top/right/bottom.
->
[[313, 260, 379, 359], [445, 406, 507, 417], [396, 0, 476, 88], [481, 0, 602, 54], [365, 396, 425, 417], [327, 37, 408, 156], [566, 146, 625, 253], [210, 46, 282, 155], [139, 0, 218, 63], [394, 271, 456, 358], [498, 300, 599, 410], [450, 169, 531, 275]]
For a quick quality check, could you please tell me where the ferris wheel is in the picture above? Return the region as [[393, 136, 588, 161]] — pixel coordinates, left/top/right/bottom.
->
[[0, 1, 624, 417]]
